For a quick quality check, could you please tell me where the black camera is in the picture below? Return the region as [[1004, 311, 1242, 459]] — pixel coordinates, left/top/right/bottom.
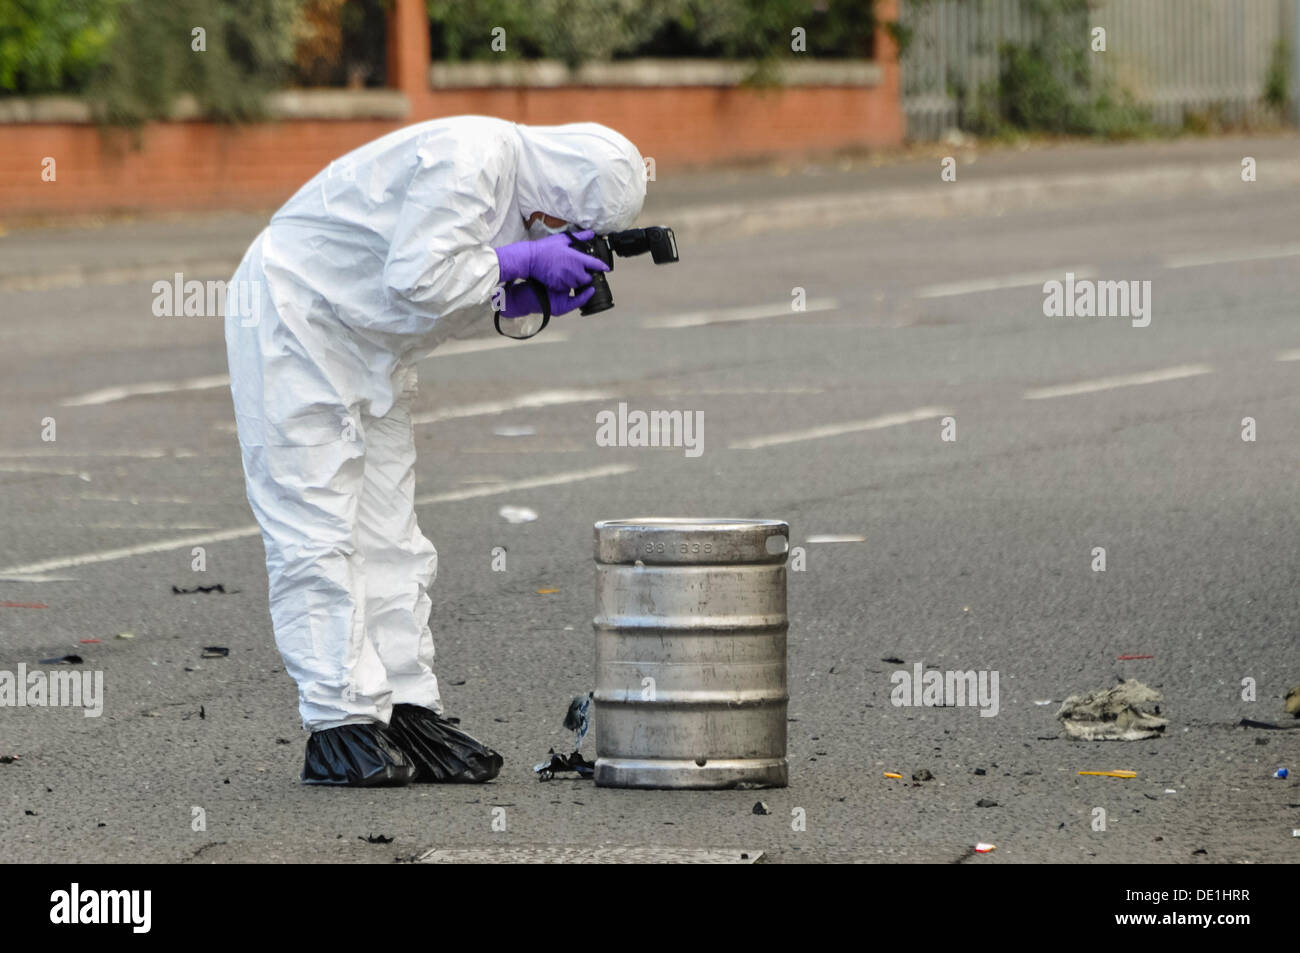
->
[[567, 226, 679, 315]]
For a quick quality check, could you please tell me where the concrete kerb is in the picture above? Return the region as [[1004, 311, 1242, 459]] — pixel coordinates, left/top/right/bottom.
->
[[5, 157, 1298, 292], [666, 158, 1300, 242]]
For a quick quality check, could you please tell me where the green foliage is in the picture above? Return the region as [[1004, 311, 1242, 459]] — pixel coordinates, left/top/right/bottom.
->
[[1263, 38, 1289, 113], [967, 0, 1151, 139], [427, 0, 882, 68], [0, 0, 302, 123], [0, 0, 121, 93], [85, 0, 301, 124]]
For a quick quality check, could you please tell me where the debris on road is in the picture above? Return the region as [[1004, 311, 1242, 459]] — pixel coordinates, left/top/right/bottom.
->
[[1116, 654, 1154, 660], [115, 632, 135, 640], [974, 842, 996, 854], [2, 601, 47, 609], [200, 646, 229, 658], [976, 798, 998, 807], [881, 656, 904, 665], [359, 834, 393, 844], [752, 801, 771, 815], [1274, 768, 1289, 779], [533, 749, 594, 781], [1236, 718, 1300, 731], [1285, 685, 1300, 717], [38, 655, 82, 665], [79, 639, 100, 644], [884, 772, 902, 779], [912, 768, 934, 782], [563, 693, 593, 750], [536, 588, 559, 594], [1078, 770, 1137, 779], [498, 505, 538, 524], [172, 584, 237, 594], [493, 425, 536, 437], [1057, 679, 1167, 741], [0, 755, 18, 764], [535, 693, 596, 781]]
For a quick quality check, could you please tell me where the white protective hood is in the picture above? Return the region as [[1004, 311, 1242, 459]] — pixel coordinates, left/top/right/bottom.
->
[[513, 121, 648, 234], [247, 116, 647, 421]]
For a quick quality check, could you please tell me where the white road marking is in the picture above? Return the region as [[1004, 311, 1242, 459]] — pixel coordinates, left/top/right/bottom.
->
[[0, 526, 259, 578], [413, 388, 614, 425], [1023, 363, 1213, 400], [61, 374, 231, 407], [729, 406, 950, 450], [650, 386, 825, 397], [82, 523, 220, 531], [0, 465, 90, 479], [0, 448, 196, 459], [915, 269, 1094, 299], [1275, 349, 1300, 362], [642, 298, 838, 329], [414, 463, 633, 506], [432, 334, 569, 356], [1163, 243, 1300, 269], [0, 464, 635, 578], [55, 494, 196, 504], [0, 574, 81, 583], [57, 336, 565, 410]]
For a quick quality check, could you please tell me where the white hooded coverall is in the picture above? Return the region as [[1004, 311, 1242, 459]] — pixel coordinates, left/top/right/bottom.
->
[[224, 117, 647, 731]]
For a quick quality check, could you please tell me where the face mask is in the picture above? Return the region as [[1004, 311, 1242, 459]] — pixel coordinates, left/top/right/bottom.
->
[[527, 218, 570, 239]]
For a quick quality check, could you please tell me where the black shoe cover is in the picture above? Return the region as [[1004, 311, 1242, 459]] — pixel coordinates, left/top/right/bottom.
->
[[387, 704, 504, 783], [301, 722, 416, 786]]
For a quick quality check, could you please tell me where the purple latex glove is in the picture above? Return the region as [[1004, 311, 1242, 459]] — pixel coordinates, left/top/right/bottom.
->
[[494, 230, 609, 292], [498, 282, 596, 319]]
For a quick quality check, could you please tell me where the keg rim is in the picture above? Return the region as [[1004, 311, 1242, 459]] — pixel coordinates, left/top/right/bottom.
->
[[594, 517, 790, 565], [595, 517, 787, 530]]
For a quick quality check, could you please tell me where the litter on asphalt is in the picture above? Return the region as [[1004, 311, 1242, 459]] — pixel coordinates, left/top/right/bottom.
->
[[498, 505, 538, 524], [1078, 770, 1137, 779], [533, 749, 594, 781], [1057, 679, 1167, 741]]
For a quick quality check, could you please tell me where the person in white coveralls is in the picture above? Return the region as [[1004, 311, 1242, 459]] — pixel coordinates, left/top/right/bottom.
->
[[224, 116, 647, 785]]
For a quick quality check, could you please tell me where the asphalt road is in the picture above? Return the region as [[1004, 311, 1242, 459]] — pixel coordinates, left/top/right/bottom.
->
[[1, 159, 1297, 863]]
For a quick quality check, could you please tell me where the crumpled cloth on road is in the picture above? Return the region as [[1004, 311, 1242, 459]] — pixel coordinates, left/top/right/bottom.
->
[[1057, 679, 1168, 741]]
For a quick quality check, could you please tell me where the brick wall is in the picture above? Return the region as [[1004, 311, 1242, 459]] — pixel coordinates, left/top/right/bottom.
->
[[2, 0, 902, 222]]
